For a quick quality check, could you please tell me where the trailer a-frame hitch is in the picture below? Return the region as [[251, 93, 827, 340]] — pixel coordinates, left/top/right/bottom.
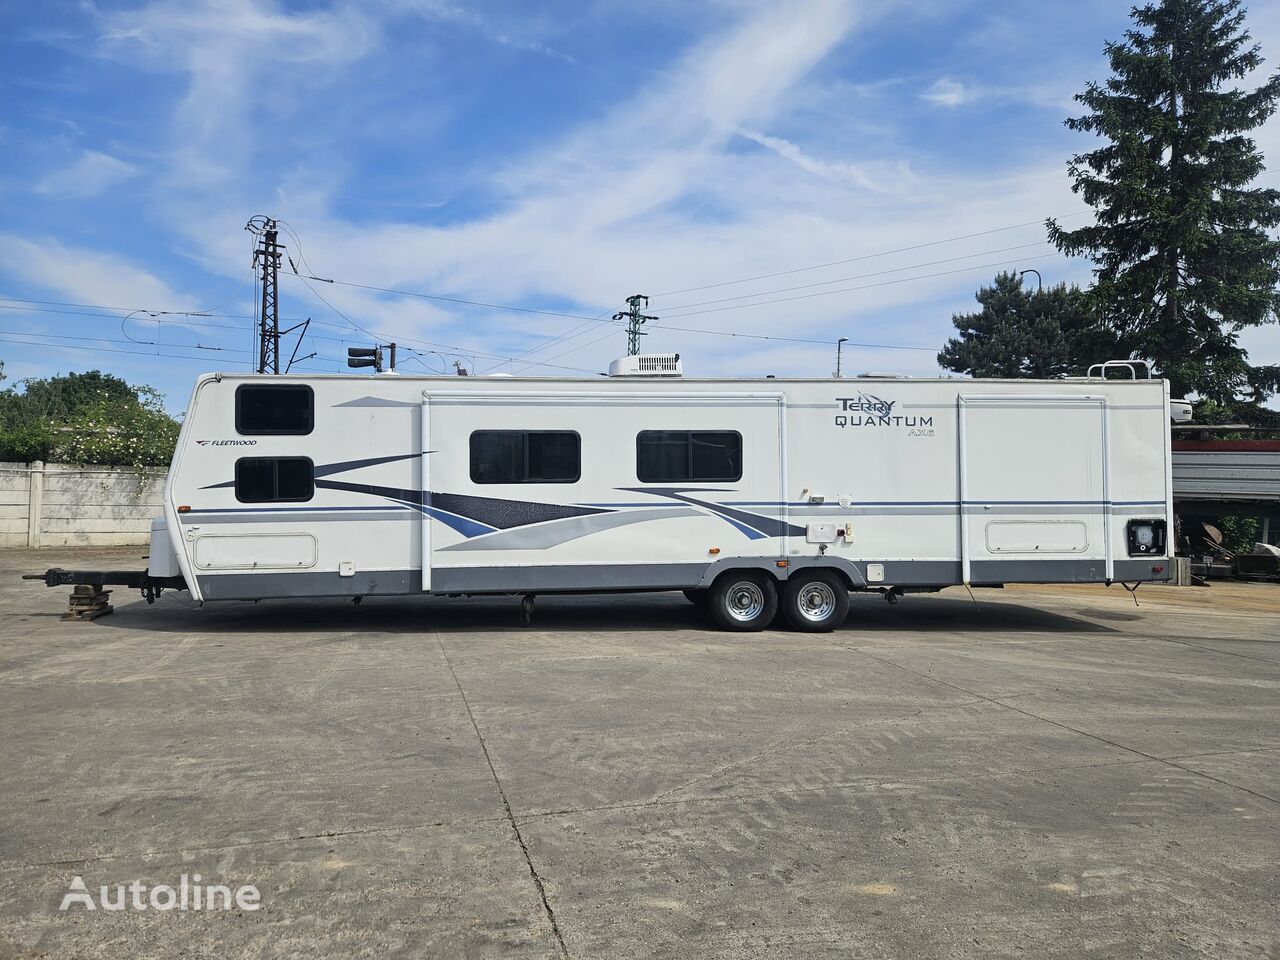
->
[[23, 568, 188, 620]]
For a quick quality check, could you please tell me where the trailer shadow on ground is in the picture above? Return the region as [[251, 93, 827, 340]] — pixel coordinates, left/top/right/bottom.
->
[[78, 589, 1119, 636]]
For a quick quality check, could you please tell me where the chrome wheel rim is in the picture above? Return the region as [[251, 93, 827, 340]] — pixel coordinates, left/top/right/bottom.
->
[[726, 581, 766, 622], [797, 582, 837, 622]]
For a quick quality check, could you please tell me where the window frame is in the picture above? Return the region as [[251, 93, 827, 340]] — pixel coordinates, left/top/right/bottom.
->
[[234, 383, 315, 436], [468, 430, 582, 484], [635, 430, 743, 483], [234, 456, 315, 504]]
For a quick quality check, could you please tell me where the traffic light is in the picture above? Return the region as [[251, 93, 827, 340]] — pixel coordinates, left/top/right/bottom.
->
[[347, 346, 382, 372]]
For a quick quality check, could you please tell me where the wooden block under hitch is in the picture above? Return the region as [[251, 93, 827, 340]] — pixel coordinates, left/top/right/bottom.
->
[[62, 585, 113, 621]]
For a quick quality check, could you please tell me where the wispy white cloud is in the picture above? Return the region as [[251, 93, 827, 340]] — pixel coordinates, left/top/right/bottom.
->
[[35, 150, 137, 199], [920, 76, 971, 107], [395, 0, 576, 62], [95, 0, 380, 183], [0, 234, 188, 308], [736, 129, 894, 192], [169, 0, 872, 291], [915, 73, 1082, 114]]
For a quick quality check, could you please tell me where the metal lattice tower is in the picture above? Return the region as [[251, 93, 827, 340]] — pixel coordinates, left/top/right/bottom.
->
[[248, 216, 283, 374], [613, 294, 658, 356]]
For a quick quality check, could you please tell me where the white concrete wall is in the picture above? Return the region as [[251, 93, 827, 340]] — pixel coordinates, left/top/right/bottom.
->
[[0, 462, 30, 548], [0, 462, 165, 548]]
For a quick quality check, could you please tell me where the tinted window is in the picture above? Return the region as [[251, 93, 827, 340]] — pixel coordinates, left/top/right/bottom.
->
[[235, 457, 314, 502], [470, 431, 580, 483], [236, 384, 314, 435], [637, 431, 742, 482]]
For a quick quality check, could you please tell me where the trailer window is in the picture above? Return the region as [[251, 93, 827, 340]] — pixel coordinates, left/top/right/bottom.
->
[[235, 384, 314, 435], [235, 457, 314, 502], [637, 431, 742, 483], [470, 431, 580, 483]]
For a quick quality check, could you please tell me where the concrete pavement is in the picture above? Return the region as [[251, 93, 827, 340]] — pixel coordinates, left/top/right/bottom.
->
[[0, 547, 1277, 959]]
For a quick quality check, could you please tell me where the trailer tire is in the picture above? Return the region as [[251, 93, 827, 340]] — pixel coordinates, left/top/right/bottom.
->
[[708, 571, 778, 632], [682, 589, 706, 605], [781, 570, 849, 632]]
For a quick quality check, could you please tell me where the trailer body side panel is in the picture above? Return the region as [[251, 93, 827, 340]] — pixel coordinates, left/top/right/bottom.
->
[[163, 373, 1172, 601]]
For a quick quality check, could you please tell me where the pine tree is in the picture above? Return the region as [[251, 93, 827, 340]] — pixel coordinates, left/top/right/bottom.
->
[[938, 272, 1120, 379], [1048, 0, 1280, 404]]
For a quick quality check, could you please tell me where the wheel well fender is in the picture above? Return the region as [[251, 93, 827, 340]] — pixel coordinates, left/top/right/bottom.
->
[[697, 560, 784, 590], [786, 565, 855, 592]]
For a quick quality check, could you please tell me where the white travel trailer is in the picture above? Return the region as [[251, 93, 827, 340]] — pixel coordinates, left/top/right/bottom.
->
[[31, 357, 1175, 631]]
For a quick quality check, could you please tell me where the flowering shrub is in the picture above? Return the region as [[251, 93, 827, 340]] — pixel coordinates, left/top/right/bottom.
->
[[0, 373, 180, 467], [54, 387, 181, 468]]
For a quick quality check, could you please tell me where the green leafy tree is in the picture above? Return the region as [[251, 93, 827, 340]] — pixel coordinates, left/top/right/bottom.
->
[[0, 372, 180, 467], [16, 370, 136, 419], [1217, 512, 1262, 553], [1048, 0, 1280, 406], [938, 272, 1121, 378]]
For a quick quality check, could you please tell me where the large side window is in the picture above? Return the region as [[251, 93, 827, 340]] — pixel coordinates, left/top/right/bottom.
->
[[235, 384, 314, 435], [470, 431, 580, 483], [637, 431, 742, 483], [235, 457, 314, 503]]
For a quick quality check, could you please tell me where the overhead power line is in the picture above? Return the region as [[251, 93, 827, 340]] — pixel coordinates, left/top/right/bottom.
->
[[0, 212, 1082, 378], [285, 272, 602, 324], [496, 217, 1084, 362], [0, 244, 997, 372], [0, 333, 302, 367], [657, 241, 1053, 313], [282, 275, 601, 374], [0, 329, 249, 353], [659, 253, 1061, 319], [0, 293, 602, 376], [282, 215, 1083, 345], [0, 297, 258, 320], [651, 212, 1087, 298], [500, 250, 1060, 364], [532, 319, 935, 368]]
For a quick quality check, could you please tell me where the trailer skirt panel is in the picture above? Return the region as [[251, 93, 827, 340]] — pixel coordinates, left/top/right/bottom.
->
[[193, 557, 1169, 600]]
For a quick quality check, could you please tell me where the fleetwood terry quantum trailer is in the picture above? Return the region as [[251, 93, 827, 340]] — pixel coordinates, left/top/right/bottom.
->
[[29, 357, 1175, 631]]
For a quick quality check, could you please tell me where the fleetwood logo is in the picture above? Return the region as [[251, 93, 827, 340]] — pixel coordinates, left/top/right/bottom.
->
[[834, 394, 934, 435], [196, 440, 257, 446]]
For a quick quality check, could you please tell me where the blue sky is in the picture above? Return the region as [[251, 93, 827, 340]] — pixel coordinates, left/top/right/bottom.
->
[[2, 0, 1280, 413]]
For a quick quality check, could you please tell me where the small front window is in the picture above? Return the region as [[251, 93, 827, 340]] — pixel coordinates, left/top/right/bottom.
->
[[235, 457, 314, 502], [235, 384, 314, 435]]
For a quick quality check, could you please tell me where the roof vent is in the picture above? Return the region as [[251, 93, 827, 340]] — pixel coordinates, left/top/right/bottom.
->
[[608, 353, 682, 377]]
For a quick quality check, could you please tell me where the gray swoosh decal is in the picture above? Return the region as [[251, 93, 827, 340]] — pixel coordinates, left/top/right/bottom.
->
[[438, 507, 692, 551], [313, 452, 423, 477], [333, 397, 421, 408]]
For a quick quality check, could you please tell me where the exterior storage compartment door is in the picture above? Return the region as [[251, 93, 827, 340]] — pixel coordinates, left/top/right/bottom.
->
[[958, 395, 1111, 583]]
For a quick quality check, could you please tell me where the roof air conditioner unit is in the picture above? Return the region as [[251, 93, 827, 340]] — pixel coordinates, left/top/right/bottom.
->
[[608, 353, 682, 377]]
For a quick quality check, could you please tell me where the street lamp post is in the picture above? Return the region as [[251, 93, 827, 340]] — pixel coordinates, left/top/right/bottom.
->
[[1018, 269, 1043, 292], [835, 337, 849, 378]]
